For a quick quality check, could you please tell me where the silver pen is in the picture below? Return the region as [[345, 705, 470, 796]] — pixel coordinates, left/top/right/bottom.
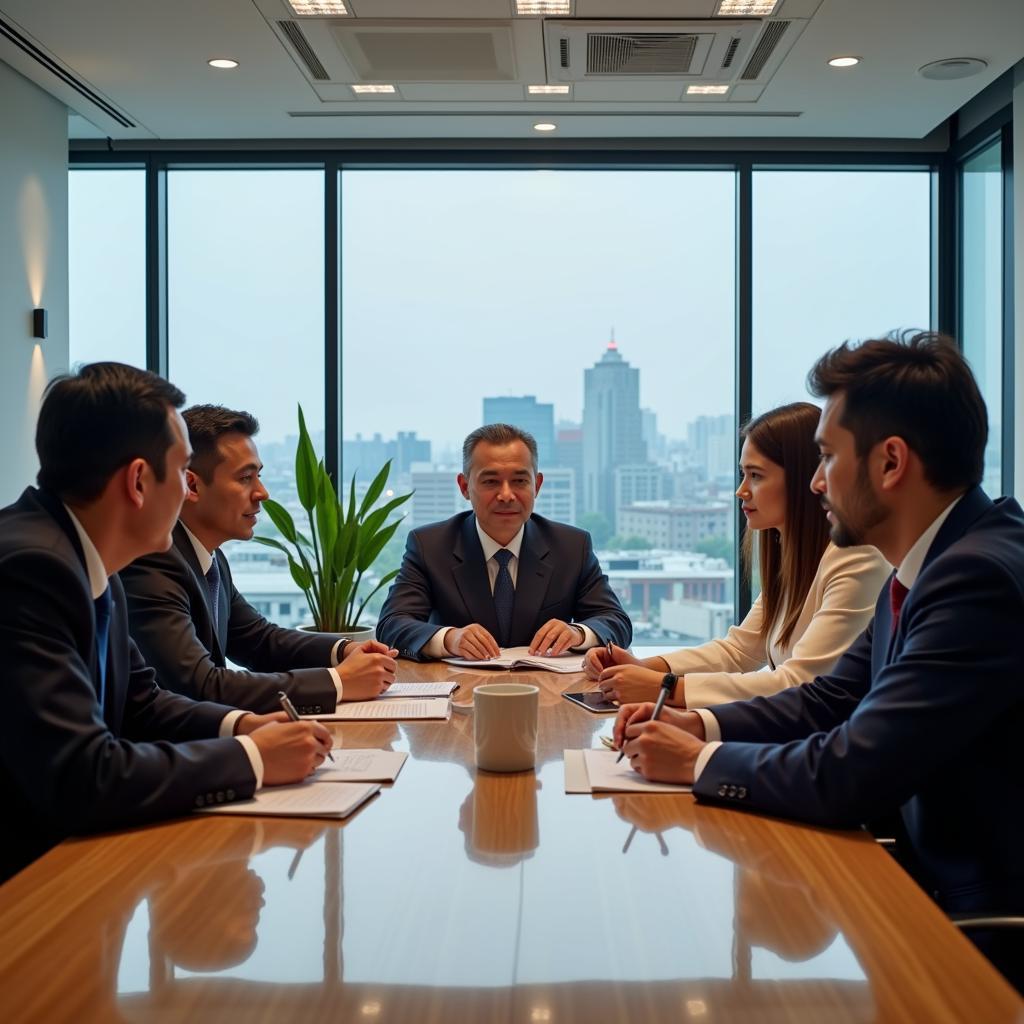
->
[[278, 690, 335, 762]]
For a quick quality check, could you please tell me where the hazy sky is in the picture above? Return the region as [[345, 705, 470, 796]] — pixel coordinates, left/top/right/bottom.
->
[[70, 167, 931, 451]]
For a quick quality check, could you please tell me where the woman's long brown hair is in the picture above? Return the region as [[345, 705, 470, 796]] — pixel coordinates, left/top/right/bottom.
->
[[741, 402, 831, 650]]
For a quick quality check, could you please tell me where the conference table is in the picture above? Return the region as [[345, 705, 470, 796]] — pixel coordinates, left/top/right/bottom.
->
[[0, 657, 1020, 1023]]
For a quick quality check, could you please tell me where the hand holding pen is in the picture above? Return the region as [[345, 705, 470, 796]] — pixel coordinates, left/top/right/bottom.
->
[[279, 691, 335, 762], [616, 673, 677, 763]]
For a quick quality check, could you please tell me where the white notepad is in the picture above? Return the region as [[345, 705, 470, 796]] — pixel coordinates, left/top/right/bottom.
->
[[379, 682, 459, 699], [303, 698, 451, 721], [316, 748, 408, 783], [563, 749, 692, 794], [443, 646, 584, 674], [196, 780, 380, 818]]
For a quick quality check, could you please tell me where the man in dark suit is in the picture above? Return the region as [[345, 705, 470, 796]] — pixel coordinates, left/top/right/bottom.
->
[[613, 333, 1023, 987], [0, 363, 332, 880], [121, 405, 397, 714], [376, 424, 631, 661]]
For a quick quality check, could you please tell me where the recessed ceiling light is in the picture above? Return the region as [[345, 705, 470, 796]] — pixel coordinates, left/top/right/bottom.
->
[[287, 0, 349, 14], [528, 85, 571, 95], [533, 122, 558, 132], [687, 85, 730, 95], [828, 56, 861, 68], [516, 1, 572, 15], [351, 84, 396, 94], [918, 58, 987, 81], [715, 0, 778, 15], [208, 58, 239, 70]]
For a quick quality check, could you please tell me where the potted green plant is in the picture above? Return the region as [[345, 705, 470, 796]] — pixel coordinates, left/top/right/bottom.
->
[[253, 406, 412, 636]]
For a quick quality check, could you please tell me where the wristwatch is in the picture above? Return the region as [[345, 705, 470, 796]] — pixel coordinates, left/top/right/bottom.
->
[[662, 672, 678, 694]]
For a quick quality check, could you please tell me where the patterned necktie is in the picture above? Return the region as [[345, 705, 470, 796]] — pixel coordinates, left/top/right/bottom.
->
[[493, 548, 515, 648], [889, 576, 909, 634], [94, 585, 112, 709], [205, 556, 221, 632]]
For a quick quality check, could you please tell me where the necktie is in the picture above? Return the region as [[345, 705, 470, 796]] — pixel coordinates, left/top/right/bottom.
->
[[493, 548, 515, 648], [205, 556, 221, 632], [889, 576, 909, 634], [94, 585, 112, 709]]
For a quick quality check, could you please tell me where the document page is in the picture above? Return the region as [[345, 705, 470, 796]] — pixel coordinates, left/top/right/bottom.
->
[[443, 646, 584, 674], [304, 698, 451, 721], [582, 749, 692, 794], [316, 749, 408, 782], [196, 781, 380, 818], [379, 682, 459, 699]]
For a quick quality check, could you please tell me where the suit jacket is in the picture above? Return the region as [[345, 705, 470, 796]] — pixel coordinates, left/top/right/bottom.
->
[[376, 511, 632, 659], [120, 523, 341, 715], [695, 487, 1024, 913], [0, 488, 256, 880]]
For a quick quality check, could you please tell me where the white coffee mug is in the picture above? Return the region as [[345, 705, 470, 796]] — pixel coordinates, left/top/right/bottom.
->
[[474, 683, 539, 772]]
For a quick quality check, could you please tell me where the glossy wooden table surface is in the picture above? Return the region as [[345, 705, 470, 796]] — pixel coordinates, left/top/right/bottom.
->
[[1, 661, 1020, 1023]]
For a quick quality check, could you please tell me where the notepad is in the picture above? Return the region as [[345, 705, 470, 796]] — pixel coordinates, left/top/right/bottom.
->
[[563, 749, 692, 794], [443, 646, 584, 674], [303, 698, 451, 721], [196, 781, 380, 818], [379, 681, 459, 699], [316, 748, 408, 783]]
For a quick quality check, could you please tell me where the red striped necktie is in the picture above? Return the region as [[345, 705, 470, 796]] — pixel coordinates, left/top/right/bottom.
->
[[889, 576, 909, 634]]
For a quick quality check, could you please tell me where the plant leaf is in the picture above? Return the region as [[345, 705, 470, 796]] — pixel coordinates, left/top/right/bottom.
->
[[315, 465, 339, 571], [294, 404, 319, 512], [357, 517, 403, 573], [260, 498, 298, 545], [352, 569, 400, 625], [252, 535, 291, 556], [357, 459, 392, 519], [289, 559, 312, 592]]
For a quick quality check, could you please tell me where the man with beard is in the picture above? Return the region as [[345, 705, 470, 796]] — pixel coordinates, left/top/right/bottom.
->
[[613, 332, 1024, 990]]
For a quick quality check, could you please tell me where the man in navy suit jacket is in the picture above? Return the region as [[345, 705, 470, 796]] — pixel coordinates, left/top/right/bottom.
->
[[121, 404, 397, 714], [376, 424, 631, 661], [613, 333, 1023, 985], [0, 363, 331, 880]]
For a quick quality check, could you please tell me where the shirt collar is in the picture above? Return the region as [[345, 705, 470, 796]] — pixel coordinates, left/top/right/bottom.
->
[[180, 521, 215, 575], [62, 504, 110, 600], [895, 495, 963, 590], [475, 519, 525, 563]]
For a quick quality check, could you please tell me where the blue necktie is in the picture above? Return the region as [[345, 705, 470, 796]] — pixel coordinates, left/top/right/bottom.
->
[[205, 557, 221, 632], [493, 548, 515, 648], [94, 585, 112, 710]]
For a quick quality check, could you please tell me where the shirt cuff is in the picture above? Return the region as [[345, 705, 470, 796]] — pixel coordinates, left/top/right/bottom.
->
[[328, 665, 344, 703], [220, 710, 249, 738], [693, 740, 722, 783], [234, 734, 264, 790], [694, 707, 722, 743], [424, 627, 452, 660], [570, 623, 599, 651]]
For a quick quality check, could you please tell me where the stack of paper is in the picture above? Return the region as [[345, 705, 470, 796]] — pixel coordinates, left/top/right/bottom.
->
[[303, 698, 451, 721], [196, 780, 380, 819], [444, 646, 584, 674], [563, 748, 692, 794], [316, 749, 408, 783], [379, 682, 459, 699]]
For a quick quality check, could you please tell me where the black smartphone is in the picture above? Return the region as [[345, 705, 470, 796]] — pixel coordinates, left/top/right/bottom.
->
[[562, 691, 619, 714]]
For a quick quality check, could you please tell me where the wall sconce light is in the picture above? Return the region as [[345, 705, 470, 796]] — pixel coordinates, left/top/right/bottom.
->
[[32, 308, 47, 339]]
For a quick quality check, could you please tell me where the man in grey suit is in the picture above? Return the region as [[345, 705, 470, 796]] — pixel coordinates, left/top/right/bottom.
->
[[121, 405, 397, 715], [376, 424, 631, 661]]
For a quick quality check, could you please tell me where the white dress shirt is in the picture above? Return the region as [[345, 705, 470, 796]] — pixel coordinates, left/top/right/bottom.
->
[[692, 497, 964, 782], [64, 507, 264, 788], [425, 520, 598, 658]]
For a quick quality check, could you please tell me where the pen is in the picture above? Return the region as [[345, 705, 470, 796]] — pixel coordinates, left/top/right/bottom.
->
[[278, 690, 335, 762], [616, 672, 676, 764]]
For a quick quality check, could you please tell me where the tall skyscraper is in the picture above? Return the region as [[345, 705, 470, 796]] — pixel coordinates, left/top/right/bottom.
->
[[582, 335, 647, 525], [482, 395, 555, 466]]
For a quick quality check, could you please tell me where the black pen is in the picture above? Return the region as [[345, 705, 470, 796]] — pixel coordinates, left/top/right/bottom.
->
[[616, 672, 676, 764], [278, 690, 335, 762]]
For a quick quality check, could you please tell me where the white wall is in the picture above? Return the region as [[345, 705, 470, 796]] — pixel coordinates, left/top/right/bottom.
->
[[0, 60, 68, 505]]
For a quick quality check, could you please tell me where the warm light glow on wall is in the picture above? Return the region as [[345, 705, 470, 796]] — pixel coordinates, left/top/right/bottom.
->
[[26, 342, 49, 440], [19, 176, 50, 307]]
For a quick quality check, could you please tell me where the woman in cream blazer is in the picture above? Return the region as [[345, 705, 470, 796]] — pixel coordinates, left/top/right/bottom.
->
[[586, 402, 890, 710]]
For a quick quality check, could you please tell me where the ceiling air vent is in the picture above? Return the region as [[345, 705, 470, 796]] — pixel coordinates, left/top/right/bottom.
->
[[559, 36, 569, 69], [720, 36, 742, 70], [587, 33, 698, 75], [740, 20, 790, 80], [278, 20, 330, 81]]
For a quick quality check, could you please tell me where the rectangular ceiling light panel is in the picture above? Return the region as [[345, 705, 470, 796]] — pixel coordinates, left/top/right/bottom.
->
[[288, 0, 350, 14]]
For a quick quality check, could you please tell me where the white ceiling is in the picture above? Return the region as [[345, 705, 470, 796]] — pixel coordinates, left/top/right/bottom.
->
[[0, 0, 1020, 143]]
